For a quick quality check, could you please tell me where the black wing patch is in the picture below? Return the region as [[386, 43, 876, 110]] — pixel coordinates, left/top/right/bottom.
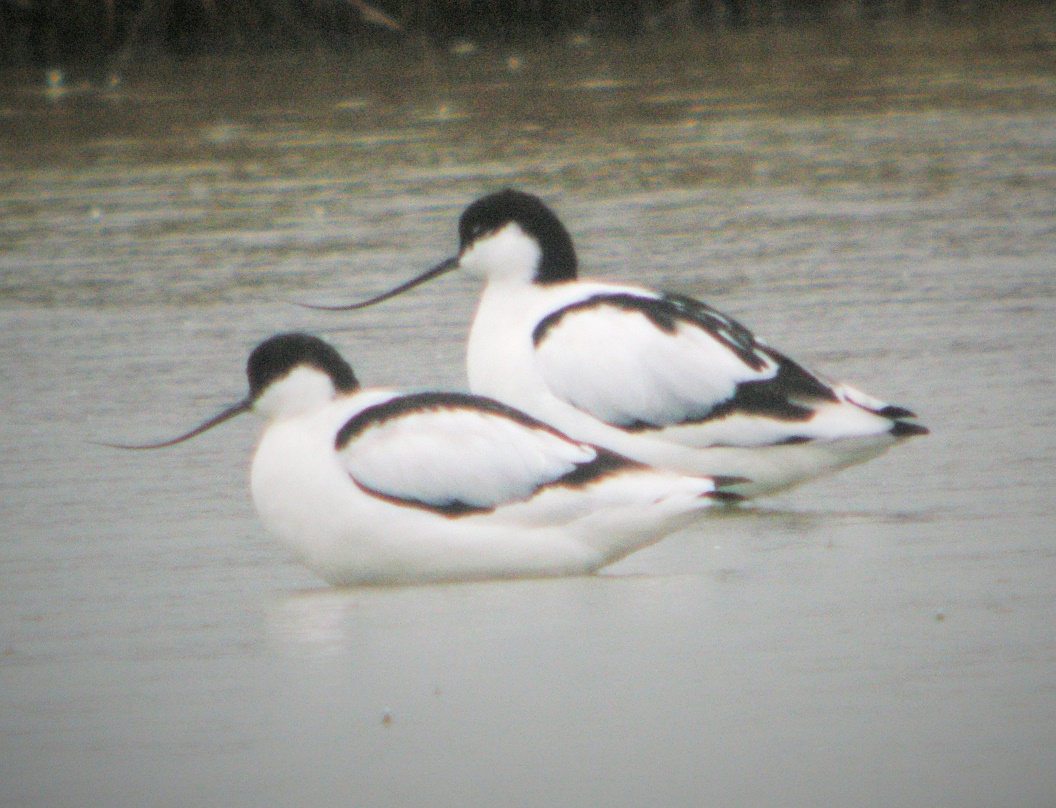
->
[[620, 346, 839, 432], [551, 447, 644, 487], [702, 346, 839, 424]]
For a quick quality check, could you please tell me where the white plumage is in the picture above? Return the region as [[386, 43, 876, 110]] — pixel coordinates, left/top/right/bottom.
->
[[336, 394, 598, 510], [313, 189, 928, 498], [112, 333, 735, 586], [531, 292, 777, 429]]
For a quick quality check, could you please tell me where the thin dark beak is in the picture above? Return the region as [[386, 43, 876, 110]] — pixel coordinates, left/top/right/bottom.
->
[[98, 398, 252, 450], [297, 256, 460, 311]]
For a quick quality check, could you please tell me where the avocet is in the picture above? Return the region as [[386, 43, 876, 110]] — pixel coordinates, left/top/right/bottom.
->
[[306, 189, 927, 498], [108, 333, 739, 586]]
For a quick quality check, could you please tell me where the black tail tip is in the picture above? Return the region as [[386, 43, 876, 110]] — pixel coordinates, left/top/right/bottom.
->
[[708, 491, 747, 505], [891, 420, 929, 438], [879, 405, 917, 419], [712, 475, 751, 490]]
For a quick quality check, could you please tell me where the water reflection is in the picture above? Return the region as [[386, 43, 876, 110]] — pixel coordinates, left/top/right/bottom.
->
[[271, 588, 356, 658]]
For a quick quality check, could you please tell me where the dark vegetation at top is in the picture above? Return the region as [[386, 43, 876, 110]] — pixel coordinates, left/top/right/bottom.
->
[[0, 0, 1026, 69]]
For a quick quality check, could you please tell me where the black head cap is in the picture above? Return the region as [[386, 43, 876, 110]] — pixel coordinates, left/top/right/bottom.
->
[[247, 333, 359, 398], [458, 189, 578, 284]]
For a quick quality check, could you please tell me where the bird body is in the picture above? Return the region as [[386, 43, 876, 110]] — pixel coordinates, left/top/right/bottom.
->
[[464, 272, 913, 496], [255, 386, 729, 585], [312, 189, 926, 498], [112, 334, 732, 586]]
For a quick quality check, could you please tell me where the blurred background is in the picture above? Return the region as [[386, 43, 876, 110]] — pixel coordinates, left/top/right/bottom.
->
[[3, 0, 1053, 70]]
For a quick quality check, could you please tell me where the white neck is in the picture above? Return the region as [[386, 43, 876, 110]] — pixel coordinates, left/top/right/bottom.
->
[[459, 222, 541, 285], [253, 366, 338, 421]]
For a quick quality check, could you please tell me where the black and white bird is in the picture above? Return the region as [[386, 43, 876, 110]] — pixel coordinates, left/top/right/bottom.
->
[[108, 333, 738, 586], [308, 189, 928, 498]]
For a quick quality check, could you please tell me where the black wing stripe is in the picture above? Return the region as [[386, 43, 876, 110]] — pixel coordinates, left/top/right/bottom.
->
[[532, 292, 769, 371], [350, 477, 496, 518], [336, 391, 566, 450]]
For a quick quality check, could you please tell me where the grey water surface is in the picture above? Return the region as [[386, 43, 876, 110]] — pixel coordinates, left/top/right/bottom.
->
[[2, 25, 1055, 807]]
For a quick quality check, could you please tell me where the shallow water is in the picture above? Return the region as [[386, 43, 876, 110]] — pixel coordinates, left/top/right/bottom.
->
[[2, 23, 1056, 807]]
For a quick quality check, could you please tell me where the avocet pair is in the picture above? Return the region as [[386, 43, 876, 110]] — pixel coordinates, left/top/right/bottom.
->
[[116, 190, 926, 586]]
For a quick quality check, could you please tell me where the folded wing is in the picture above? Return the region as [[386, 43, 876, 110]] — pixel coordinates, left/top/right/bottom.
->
[[533, 292, 839, 434], [336, 392, 633, 514]]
